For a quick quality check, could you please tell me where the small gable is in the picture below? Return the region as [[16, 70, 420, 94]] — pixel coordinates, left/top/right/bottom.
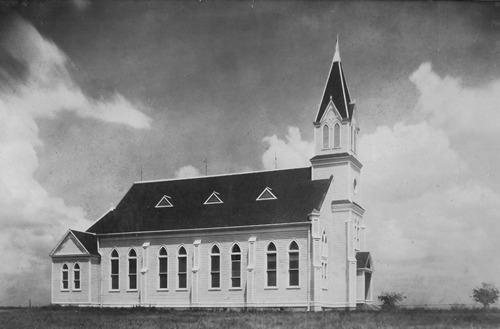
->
[[156, 195, 173, 208], [256, 187, 277, 201], [51, 232, 88, 256], [204, 191, 223, 205]]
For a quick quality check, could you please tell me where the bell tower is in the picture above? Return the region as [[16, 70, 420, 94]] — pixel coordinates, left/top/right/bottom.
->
[[310, 39, 362, 204]]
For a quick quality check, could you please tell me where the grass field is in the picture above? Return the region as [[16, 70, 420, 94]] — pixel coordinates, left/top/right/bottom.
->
[[0, 307, 499, 329]]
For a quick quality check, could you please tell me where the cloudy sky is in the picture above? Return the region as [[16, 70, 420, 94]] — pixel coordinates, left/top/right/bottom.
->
[[1, 1, 500, 307]]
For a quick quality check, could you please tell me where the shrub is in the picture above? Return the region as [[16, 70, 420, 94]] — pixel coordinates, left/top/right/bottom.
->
[[377, 292, 406, 310], [471, 283, 499, 309]]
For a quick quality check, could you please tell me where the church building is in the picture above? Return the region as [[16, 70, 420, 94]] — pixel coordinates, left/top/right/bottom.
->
[[50, 41, 374, 311]]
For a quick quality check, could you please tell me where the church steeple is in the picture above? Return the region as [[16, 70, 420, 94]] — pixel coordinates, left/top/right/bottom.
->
[[314, 38, 354, 124], [311, 37, 361, 182]]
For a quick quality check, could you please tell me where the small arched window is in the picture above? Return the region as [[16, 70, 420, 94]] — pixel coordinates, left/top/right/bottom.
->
[[210, 245, 220, 288], [73, 263, 81, 290], [178, 247, 187, 289], [266, 242, 277, 287], [62, 264, 69, 290], [288, 242, 299, 287], [322, 125, 330, 149], [128, 249, 138, 290], [158, 247, 168, 289], [110, 249, 119, 290], [334, 123, 341, 148], [231, 244, 241, 288]]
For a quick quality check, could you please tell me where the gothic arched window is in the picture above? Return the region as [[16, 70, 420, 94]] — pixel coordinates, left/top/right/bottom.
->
[[73, 263, 81, 290], [158, 247, 168, 289], [128, 249, 138, 290], [266, 242, 277, 287], [231, 244, 242, 288], [62, 264, 69, 290], [178, 246, 187, 289], [110, 249, 119, 290], [288, 241, 299, 287], [322, 125, 330, 149], [334, 123, 341, 148], [210, 245, 220, 288]]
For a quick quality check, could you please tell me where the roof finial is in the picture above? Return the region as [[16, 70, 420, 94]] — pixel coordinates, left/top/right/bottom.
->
[[332, 34, 341, 62]]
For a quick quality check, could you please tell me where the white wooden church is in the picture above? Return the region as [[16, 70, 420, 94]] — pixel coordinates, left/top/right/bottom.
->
[[50, 41, 374, 311]]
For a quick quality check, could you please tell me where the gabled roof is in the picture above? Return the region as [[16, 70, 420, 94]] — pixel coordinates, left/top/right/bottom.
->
[[71, 230, 99, 256], [50, 229, 99, 257], [87, 167, 331, 234], [315, 39, 354, 123]]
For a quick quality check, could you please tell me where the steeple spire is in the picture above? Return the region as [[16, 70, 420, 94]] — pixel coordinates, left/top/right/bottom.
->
[[314, 36, 353, 123]]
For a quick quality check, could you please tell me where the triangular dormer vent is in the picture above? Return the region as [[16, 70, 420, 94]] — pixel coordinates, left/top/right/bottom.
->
[[156, 195, 173, 208], [204, 191, 223, 205], [256, 187, 277, 201]]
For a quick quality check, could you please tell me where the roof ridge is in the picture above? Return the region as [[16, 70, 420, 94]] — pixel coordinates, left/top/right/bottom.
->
[[134, 166, 310, 185]]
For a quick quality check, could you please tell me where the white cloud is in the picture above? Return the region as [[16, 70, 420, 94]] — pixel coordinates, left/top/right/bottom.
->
[[175, 165, 201, 178], [410, 62, 500, 135], [262, 126, 314, 170], [360, 63, 500, 305], [0, 17, 152, 306]]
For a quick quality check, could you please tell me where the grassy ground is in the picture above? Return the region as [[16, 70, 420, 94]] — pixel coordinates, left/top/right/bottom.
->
[[0, 307, 499, 329]]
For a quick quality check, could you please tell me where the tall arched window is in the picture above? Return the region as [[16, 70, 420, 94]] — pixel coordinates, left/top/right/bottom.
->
[[231, 244, 241, 288], [158, 247, 168, 289], [321, 231, 328, 286], [62, 264, 69, 290], [128, 249, 138, 290], [178, 246, 187, 289], [334, 123, 341, 148], [322, 125, 330, 149], [288, 241, 299, 287], [73, 263, 81, 290], [210, 245, 220, 288], [266, 242, 277, 287], [110, 249, 119, 290]]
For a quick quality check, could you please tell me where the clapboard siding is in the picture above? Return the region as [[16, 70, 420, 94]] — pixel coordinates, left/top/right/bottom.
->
[[97, 225, 309, 307]]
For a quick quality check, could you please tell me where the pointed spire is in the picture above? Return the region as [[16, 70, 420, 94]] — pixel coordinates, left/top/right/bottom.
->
[[314, 35, 353, 123], [332, 35, 340, 62]]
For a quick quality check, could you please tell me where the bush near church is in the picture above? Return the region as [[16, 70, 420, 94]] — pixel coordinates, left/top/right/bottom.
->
[[377, 292, 406, 310]]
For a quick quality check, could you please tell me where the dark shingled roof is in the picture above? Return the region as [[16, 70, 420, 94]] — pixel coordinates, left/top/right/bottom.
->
[[356, 251, 372, 269], [315, 50, 353, 123], [87, 167, 331, 234], [70, 230, 100, 256]]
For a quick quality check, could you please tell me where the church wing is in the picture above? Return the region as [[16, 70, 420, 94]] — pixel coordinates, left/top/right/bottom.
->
[[50, 230, 99, 258]]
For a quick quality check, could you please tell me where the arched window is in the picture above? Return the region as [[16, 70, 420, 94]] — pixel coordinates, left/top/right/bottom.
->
[[128, 249, 138, 290], [158, 247, 168, 289], [334, 123, 341, 148], [288, 242, 299, 287], [322, 125, 330, 149], [231, 244, 241, 288], [110, 249, 119, 290], [73, 263, 81, 290], [178, 247, 187, 289], [62, 264, 69, 290], [321, 232, 328, 286], [266, 242, 277, 287], [210, 245, 220, 288]]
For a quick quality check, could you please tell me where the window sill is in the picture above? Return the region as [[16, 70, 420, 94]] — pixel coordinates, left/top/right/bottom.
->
[[126, 289, 138, 293], [109, 290, 120, 293], [72, 289, 81, 292], [208, 288, 221, 291], [229, 287, 242, 291], [322, 288, 328, 291], [264, 287, 278, 290], [61, 290, 69, 292], [286, 286, 300, 290], [176, 288, 189, 292], [157, 289, 169, 292]]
